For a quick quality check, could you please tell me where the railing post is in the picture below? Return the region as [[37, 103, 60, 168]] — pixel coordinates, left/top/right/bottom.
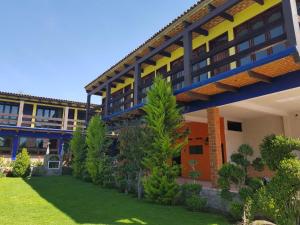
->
[[85, 94, 91, 125], [282, 0, 300, 59], [17, 101, 24, 127], [104, 83, 111, 116], [63, 106, 69, 130], [134, 63, 141, 105], [183, 30, 192, 86]]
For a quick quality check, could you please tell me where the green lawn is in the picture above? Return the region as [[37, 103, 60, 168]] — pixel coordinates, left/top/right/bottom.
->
[[0, 176, 230, 225]]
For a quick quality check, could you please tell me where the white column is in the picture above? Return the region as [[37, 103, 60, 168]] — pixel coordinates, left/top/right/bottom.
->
[[63, 106, 69, 130], [17, 101, 24, 127]]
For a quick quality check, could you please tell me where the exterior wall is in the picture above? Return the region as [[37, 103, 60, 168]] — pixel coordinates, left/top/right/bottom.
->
[[181, 119, 226, 181], [224, 118, 244, 162], [243, 115, 284, 159], [284, 112, 300, 138]]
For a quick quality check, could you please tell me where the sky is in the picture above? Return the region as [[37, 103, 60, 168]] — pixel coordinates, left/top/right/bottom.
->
[[0, 0, 197, 104]]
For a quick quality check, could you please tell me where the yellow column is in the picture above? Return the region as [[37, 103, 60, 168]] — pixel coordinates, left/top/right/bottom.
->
[[228, 28, 237, 70], [31, 103, 37, 128], [73, 108, 78, 131]]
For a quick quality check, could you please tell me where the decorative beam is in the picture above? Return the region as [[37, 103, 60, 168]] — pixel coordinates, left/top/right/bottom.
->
[[194, 27, 209, 36], [253, 0, 264, 5], [208, 4, 234, 22], [143, 59, 156, 66], [215, 82, 237, 92], [123, 73, 134, 78], [186, 92, 210, 101], [149, 46, 171, 57], [248, 71, 272, 83], [164, 35, 183, 47], [124, 64, 130, 68]]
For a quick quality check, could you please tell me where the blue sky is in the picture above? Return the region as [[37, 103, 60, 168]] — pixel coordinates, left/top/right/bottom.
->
[[0, 0, 196, 103]]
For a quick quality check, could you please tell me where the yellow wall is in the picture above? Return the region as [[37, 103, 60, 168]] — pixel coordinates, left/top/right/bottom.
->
[[107, 0, 281, 96]]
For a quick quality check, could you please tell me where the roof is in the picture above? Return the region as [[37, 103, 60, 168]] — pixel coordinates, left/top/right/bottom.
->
[[0, 91, 99, 109], [85, 0, 256, 91]]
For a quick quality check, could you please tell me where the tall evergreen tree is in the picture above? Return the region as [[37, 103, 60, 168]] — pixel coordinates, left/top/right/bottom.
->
[[86, 115, 111, 185], [142, 75, 187, 204], [70, 127, 86, 179]]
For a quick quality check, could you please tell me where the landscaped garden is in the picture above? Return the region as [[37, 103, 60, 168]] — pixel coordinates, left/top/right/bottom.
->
[[1, 76, 300, 225], [0, 176, 230, 225]]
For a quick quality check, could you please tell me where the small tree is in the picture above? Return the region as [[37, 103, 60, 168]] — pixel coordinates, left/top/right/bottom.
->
[[188, 160, 201, 184], [12, 148, 31, 177], [86, 116, 111, 185], [142, 75, 187, 204], [117, 124, 150, 199], [70, 127, 86, 179]]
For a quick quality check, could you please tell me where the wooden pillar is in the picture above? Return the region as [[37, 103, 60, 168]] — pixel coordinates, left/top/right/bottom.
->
[[134, 63, 141, 105], [282, 0, 300, 59], [104, 83, 111, 116], [183, 30, 192, 86], [85, 94, 91, 125], [207, 107, 223, 187], [73, 108, 78, 131], [63, 106, 69, 130], [31, 103, 37, 128], [17, 101, 24, 127]]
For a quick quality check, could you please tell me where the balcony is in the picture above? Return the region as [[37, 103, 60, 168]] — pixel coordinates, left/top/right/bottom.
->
[[0, 113, 86, 130]]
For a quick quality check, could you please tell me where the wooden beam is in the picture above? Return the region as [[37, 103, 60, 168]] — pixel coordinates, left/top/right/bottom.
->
[[248, 71, 272, 83], [123, 73, 134, 78], [208, 4, 234, 22], [110, 83, 117, 88], [253, 0, 264, 5], [186, 92, 210, 101], [183, 20, 191, 28], [124, 64, 130, 68], [215, 82, 237, 92], [114, 70, 120, 75], [164, 35, 183, 47], [193, 27, 209, 36], [144, 59, 156, 66], [149, 46, 171, 57], [114, 78, 125, 84], [135, 56, 142, 61]]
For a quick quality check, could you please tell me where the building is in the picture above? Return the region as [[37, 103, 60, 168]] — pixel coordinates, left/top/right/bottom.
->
[[0, 91, 99, 161], [85, 0, 300, 186]]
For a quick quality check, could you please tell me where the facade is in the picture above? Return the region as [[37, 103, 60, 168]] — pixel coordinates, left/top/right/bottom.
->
[[85, 0, 300, 186], [0, 91, 99, 161]]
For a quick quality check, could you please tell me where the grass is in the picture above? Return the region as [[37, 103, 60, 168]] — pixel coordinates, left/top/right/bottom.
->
[[0, 176, 231, 225]]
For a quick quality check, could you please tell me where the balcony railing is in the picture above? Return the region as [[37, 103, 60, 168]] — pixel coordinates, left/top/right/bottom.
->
[[0, 113, 86, 130]]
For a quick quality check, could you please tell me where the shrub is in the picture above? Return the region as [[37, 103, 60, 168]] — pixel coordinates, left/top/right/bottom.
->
[[143, 164, 179, 205], [247, 177, 264, 191], [229, 201, 244, 221], [218, 163, 246, 188], [86, 116, 111, 185], [260, 134, 300, 171], [12, 148, 31, 177], [252, 157, 265, 172], [185, 194, 207, 212], [239, 187, 253, 202], [70, 127, 87, 179], [253, 158, 300, 225]]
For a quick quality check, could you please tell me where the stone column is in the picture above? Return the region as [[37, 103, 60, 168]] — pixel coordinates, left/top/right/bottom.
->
[[207, 107, 223, 187]]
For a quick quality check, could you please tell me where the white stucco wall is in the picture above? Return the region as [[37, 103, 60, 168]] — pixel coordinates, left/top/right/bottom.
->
[[284, 112, 300, 139], [243, 115, 284, 159], [224, 118, 244, 162]]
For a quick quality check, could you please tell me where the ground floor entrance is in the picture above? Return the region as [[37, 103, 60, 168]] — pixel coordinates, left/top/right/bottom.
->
[[180, 86, 300, 186]]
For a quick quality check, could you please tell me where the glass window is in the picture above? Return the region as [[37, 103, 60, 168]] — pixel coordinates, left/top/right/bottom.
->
[[237, 41, 250, 52], [189, 145, 203, 154], [253, 34, 266, 46], [0, 136, 12, 155], [270, 26, 284, 39]]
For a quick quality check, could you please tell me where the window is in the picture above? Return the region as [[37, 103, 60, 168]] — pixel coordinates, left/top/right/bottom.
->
[[0, 136, 12, 155], [209, 33, 230, 76], [192, 44, 208, 82], [35, 106, 63, 129], [234, 5, 285, 67], [140, 72, 155, 103], [19, 137, 57, 155], [189, 145, 203, 154], [227, 121, 242, 132], [0, 102, 19, 126], [170, 57, 184, 91]]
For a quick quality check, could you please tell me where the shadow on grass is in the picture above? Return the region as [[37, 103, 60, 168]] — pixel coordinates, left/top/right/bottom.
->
[[25, 176, 230, 225]]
